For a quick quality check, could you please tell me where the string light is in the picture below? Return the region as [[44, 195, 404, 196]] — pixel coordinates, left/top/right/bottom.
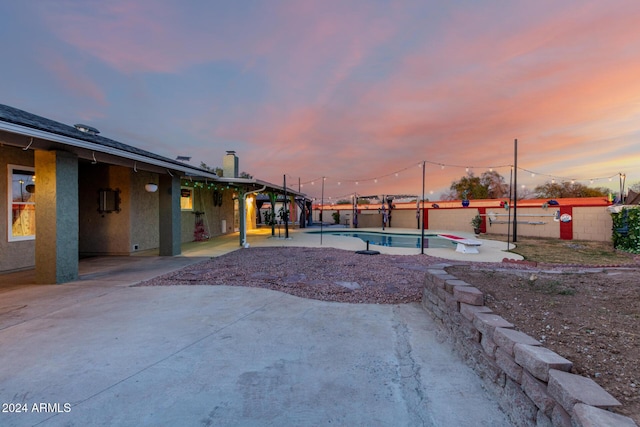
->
[[299, 160, 625, 200]]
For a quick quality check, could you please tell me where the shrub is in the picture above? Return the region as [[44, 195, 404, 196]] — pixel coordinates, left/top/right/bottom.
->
[[332, 211, 340, 224], [611, 207, 640, 254]]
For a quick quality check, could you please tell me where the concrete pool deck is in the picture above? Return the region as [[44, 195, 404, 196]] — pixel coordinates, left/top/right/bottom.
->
[[182, 226, 523, 263]]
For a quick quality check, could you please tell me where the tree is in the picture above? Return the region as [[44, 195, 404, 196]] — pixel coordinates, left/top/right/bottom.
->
[[534, 181, 608, 198], [629, 181, 640, 193], [449, 172, 488, 200], [480, 170, 509, 198]]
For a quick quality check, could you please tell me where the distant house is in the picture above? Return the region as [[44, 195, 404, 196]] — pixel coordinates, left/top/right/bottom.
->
[[1, 104, 306, 283]]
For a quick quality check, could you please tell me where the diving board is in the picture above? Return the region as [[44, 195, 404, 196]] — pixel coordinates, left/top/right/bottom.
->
[[438, 234, 482, 254]]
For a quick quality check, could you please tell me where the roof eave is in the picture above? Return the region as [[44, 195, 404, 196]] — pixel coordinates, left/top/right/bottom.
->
[[0, 120, 218, 179]]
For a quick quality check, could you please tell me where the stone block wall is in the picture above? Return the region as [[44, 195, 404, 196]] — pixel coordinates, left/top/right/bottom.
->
[[572, 207, 614, 241], [421, 268, 637, 427]]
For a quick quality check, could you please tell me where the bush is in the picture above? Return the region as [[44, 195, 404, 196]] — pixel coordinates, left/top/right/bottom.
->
[[332, 211, 340, 224], [611, 207, 640, 254]]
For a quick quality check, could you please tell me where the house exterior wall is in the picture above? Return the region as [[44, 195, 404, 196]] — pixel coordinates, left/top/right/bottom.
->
[[180, 187, 235, 243], [78, 164, 132, 255], [129, 170, 160, 251], [0, 145, 35, 272]]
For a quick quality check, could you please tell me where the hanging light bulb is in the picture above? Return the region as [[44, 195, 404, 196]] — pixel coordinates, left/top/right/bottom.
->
[[374, 179, 378, 183], [531, 173, 535, 178], [395, 173, 399, 177], [441, 165, 445, 170], [465, 167, 469, 172]]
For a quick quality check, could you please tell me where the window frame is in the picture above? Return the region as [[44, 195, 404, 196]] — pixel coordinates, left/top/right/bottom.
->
[[7, 164, 36, 242], [180, 187, 193, 211]]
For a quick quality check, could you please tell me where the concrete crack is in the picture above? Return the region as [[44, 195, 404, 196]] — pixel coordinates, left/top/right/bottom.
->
[[393, 306, 436, 427]]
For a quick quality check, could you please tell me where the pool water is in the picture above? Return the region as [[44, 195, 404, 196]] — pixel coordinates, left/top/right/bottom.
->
[[329, 232, 454, 249]]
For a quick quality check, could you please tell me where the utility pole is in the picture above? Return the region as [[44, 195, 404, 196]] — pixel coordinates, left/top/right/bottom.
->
[[283, 174, 289, 239], [320, 177, 325, 244], [513, 139, 518, 243], [421, 160, 426, 255]]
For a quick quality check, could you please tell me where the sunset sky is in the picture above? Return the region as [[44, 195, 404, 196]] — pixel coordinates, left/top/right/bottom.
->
[[2, 0, 639, 201]]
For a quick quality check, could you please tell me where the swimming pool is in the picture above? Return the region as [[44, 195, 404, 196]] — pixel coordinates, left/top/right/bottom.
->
[[326, 231, 455, 249]]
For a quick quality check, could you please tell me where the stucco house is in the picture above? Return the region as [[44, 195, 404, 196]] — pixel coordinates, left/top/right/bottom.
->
[[1, 104, 305, 284]]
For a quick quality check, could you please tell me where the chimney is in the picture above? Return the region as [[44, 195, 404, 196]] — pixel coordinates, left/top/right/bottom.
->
[[223, 151, 239, 178]]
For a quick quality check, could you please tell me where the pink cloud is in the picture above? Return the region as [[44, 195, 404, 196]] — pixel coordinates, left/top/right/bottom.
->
[[33, 1, 640, 197]]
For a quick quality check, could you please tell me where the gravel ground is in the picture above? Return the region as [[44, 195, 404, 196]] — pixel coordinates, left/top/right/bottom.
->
[[137, 246, 455, 304]]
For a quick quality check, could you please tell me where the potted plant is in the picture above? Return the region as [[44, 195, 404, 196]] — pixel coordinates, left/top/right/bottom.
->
[[471, 214, 482, 235], [460, 189, 471, 207], [332, 211, 340, 225]]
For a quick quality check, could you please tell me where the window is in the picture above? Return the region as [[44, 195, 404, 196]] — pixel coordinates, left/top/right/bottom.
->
[[8, 165, 36, 241], [98, 188, 121, 213], [180, 188, 193, 211]]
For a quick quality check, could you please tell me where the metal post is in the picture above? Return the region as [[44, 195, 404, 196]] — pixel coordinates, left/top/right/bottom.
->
[[283, 175, 289, 239], [421, 160, 426, 255], [513, 139, 518, 243], [507, 166, 513, 250], [320, 177, 325, 245]]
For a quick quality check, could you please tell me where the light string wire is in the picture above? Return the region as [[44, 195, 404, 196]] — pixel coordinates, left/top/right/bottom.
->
[[294, 159, 626, 194], [181, 163, 627, 199]]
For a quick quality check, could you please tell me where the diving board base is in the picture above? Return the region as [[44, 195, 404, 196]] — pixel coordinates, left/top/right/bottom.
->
[[438, 234, 482, 254]]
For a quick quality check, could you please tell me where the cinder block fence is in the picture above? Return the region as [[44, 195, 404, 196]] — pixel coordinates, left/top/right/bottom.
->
[[421, 268, 637, 427]]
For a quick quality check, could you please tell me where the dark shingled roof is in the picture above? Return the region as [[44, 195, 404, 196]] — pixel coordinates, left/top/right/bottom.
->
[[0, 104, 205, 171]]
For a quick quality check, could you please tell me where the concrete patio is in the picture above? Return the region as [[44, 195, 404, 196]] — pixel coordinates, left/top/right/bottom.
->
[[0, 229, 515, 426]]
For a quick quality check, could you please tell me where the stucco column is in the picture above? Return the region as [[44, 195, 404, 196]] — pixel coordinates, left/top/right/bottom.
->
[[158, 174, 181, 256], [35, 150, 79, 284]]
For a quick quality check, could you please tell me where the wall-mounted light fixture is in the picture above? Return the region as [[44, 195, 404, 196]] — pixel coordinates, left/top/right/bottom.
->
[[145, 183, 158, 193]]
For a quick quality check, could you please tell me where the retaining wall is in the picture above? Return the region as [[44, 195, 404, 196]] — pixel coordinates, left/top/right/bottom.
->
[[421, 268, 637, 427]]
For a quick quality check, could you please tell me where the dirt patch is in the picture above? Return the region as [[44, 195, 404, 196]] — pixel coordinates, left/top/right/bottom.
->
[[447, 265, 640, 423]]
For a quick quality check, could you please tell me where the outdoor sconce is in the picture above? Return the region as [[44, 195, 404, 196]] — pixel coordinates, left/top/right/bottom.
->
[[145, 183, 158, 193], [98, 188, 121, 213]]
